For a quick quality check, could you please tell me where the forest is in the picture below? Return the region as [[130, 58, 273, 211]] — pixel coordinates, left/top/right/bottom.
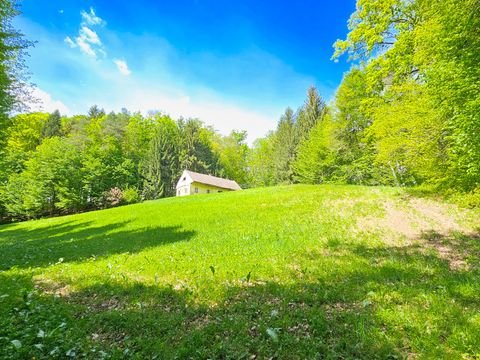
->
[[0, 0, 479, 222]]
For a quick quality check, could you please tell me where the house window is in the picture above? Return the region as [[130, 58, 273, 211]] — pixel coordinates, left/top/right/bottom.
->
[[195, 187, 198, 193], [183, 177, 186, 181]]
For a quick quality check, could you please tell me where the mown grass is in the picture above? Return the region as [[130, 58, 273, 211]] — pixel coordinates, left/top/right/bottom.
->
[[0, 185, 479, 359]]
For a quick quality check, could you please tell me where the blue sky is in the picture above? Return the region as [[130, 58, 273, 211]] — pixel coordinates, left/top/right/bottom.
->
[[15, 0, 355, 140]]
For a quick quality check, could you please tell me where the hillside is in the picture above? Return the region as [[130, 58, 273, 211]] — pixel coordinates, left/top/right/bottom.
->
[[1, 185, 479, 359]]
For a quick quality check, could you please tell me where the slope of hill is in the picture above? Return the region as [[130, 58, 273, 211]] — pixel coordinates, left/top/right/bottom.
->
[[1, 185, 479, 358]]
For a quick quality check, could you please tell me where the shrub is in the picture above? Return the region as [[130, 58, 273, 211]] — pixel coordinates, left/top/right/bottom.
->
[[123, 187, 140, 204], [452, 187, 480, 209], [103, 187, 123, 208]]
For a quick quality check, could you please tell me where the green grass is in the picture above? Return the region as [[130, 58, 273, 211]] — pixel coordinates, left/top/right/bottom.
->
[[0, 185, 479, 359]]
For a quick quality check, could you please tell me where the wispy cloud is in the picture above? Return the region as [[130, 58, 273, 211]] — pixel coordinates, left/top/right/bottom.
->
[[80, 7, 105, 26], [113, 59, 131, 76], [64, 36, 76, 48], [28, 87, 70, 115], [64, 8, 105, 58]]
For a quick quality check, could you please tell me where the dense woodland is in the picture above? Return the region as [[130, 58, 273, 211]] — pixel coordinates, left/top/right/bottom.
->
[[0, 0, 479, 221]]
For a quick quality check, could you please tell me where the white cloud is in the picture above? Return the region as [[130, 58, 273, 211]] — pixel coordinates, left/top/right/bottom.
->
[[81, 7, 104, 26], [113, 59, 131, 76], [64, 36, 76, 48], [28, 87, 70, 115], [75, 26, 103, 57], [79, 26, 101, 45], [76, 38, 96, 57], [65, 9, 105, 58], [102, 84, 276, 142]]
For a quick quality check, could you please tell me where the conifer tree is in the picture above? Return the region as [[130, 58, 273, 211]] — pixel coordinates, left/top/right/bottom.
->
[[295, 87, 326, 144], [141, 116, 180, 199], [273, 108, 296, 184], [41, 110, 62, 138]]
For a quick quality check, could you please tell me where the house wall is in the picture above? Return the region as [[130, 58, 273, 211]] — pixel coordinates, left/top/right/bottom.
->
[[176, 184, 191, 196], [176, 171, 192, 196], [188, 182, 231, 195], [175, 170, 235, 196]]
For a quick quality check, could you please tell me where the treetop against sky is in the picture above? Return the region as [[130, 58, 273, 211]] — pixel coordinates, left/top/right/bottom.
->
[[15, 0, 355, 141]]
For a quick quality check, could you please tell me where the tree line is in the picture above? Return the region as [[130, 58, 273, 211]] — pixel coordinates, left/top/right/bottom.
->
[[0, 108, 250, 220], [251, 0, 479, 194], [0, 0, 479, 222]]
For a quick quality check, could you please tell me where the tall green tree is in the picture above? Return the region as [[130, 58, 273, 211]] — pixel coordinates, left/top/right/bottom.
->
[[1, 112, 48, 176], [0, 0, 32, 124], [332, 68, 380, 184], [0, 0, 32, 220], [414, 0, 480, 189], [3, 137, 83, 218], [295, 87, 326, 144], [178, 118, 220, 175], [248, 134, 276, 187], [293, 112, 337, 184], [141, 115, 180, 199], [214, 130, 250, 186], [367, 81, 446, 185], [272, 108, 297, 184], [41, 109, 62, 138], [333, 0, 480, 190]]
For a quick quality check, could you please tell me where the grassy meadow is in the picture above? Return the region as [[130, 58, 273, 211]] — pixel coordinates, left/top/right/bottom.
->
[[0, 185, 479, 359]]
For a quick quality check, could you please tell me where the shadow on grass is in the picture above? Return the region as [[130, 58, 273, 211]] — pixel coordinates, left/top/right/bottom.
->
[[1, 230, 479, 359], [0, 220, 195, 270]]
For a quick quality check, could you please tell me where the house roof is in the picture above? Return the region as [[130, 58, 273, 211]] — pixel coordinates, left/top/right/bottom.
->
[[184, 170, 242, 190]]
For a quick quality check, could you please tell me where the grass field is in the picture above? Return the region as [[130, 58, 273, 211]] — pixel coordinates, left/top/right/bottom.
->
[[0, 185, 479, 359]]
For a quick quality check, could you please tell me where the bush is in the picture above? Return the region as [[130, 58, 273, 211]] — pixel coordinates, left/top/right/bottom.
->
[[452, 187, 480, 209], [102, 187, 123, 208], [123, 187, 140, 204]]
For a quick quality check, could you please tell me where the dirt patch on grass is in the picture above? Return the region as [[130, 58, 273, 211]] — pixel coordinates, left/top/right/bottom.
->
[[357, 201, 415, 241], [34, 278, 73, 297], [383, 202, 418, 239], [409, 198, 462, 233], [420, 230, 479, 271], [355, 197, 478, 270], [356, 197, 469, 240]]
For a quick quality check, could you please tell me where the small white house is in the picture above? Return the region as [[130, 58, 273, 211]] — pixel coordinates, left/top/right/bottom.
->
[[176, 170, 241, 196]]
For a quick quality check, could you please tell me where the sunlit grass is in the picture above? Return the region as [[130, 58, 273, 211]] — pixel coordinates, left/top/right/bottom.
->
[[1, 185, 479, 358]]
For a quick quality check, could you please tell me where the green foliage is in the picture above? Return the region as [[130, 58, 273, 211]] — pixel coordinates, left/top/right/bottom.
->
[[248, 87, 330, 187], [248, 134, 276, 187], [332, 0, 416, 61], [1, 113, 48, 181], [293, 112, 336, 184], [141, 115, 180, 199], [414, 0, 480, 190], [40, 110, 62, 139], [213, 130, 250, 187], [3, 137, 83, 218], [330, 0, 479, 193], [272, 108, 297, 184], [367, 81, 446, 185], [332, 68, 379, 184], [122, 187, 140, 204], [178, 118, 220, 175], [0, 0, 32, 122], [295, 86, 326, 144], [0, 109, 238, 220]]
